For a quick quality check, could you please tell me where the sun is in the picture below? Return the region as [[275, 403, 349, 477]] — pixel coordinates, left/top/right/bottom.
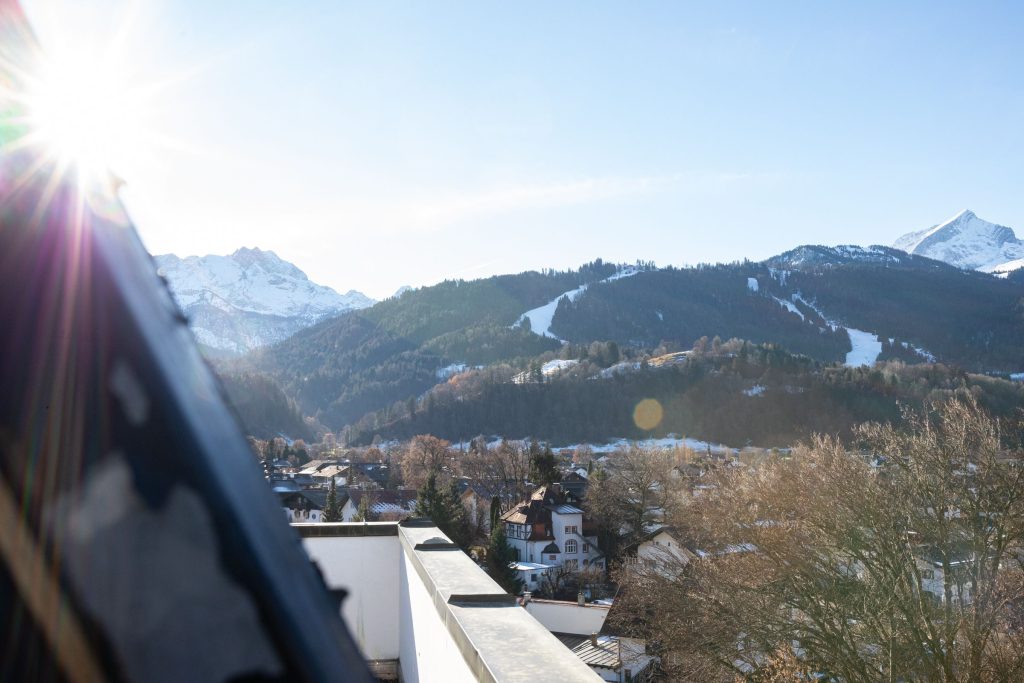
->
[[23, 46, 150, 188]]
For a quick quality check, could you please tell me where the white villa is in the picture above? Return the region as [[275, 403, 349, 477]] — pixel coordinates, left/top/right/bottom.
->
[[500, 484, 605, 587]]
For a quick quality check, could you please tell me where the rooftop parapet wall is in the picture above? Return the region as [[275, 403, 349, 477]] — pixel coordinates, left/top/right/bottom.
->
[[297, 520, 601, 683]]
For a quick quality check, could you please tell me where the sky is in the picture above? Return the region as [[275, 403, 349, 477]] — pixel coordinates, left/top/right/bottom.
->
[[20, 1, 1024, 300]]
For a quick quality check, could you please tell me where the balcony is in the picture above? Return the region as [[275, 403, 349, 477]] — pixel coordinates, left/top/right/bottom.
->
[[296, 519, 602, 682]]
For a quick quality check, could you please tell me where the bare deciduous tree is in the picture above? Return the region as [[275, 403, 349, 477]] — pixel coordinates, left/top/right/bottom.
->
[[459, 439, 533, 506], [584, 445, 678, 555], [612, 397, 1024, 682], [401, 434, 454, 490]]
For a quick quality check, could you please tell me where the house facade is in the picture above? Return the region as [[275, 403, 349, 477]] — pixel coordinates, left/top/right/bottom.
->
[[635, 527, 696, 574], [278, 490, 331, 523], [501, 484, 605, 578]]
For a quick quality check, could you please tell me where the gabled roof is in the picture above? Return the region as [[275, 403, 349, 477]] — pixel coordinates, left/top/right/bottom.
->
[[314, 465, 346, 478], [346, 488, 417, 510], [500, 483, 595, 541], [461, 480, 522, 501], [348, 462, 391, 485], [637, 525, 681, 544], [278, 489, 337, 511], [554, 634, 620, 669]]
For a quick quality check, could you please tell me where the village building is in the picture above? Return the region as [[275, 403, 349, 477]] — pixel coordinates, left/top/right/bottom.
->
[[278, 489, 332, 523], [341, 488, 418, 522], [500, 484, 605, 578], [519, 594, 657, 682]]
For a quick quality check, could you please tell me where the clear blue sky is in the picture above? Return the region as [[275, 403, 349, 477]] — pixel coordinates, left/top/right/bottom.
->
[[22, 1, 1024, 299]]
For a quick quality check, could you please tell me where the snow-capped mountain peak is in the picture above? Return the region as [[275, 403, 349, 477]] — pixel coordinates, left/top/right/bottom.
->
[[155, 249, 374, 353], [893, 210, 1024, 274]]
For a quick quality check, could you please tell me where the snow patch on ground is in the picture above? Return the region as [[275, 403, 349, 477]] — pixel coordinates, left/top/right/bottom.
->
[[598, 361, 642, 378], [793, 294, 881, 367], [743, 385, 766, 397], [516, 268, 638, 340], [986, 258, 1024, 275], [845, 329, 883, 367], [436, 363, 468, 380], [451, 434, 787, 459], [541, 359, 578, 376], [768, 268, 789, 286], [772, 295, 805, 320], [1010, 373, 1024, 382], [901, 341, 936, 362], [747, 277, 759, 292]]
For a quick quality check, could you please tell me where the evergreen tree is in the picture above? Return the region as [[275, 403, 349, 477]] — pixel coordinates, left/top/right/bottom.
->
[[529, 443, 558, 485], [415, 470, 449, 526], [445, 478, 471, 549], [415, 470, 470, 548], [351, 493, 375, 522], [323, 478, 342, 522], [489, 494, 502, 533], [486, 524, 523, 595]]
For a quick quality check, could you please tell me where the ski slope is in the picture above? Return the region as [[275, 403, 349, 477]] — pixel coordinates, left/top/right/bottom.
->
[[517, 268, 638, 340], [794, 295, 881, 367]]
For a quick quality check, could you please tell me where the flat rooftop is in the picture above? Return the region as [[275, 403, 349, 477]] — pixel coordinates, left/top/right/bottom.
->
[[295, 519, 601, 682]]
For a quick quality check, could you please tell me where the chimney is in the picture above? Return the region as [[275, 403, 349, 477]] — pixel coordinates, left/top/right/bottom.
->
[[590, 632, 598, 647], [577, 591, 585, 606]]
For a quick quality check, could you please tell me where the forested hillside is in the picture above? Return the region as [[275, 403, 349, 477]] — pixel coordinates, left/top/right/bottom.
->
[[550, 264, 850, 360], [346, 341, 1024, 448], [238, 261, 621, 426], [227, 249, 1024, 437], [218, 372, 314, 441], [762, 246, 1024, 371], [552, 250, 1024, 372]]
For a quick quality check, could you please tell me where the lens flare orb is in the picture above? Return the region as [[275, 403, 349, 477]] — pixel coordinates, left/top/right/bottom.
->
[[633, 398, 663, 431]]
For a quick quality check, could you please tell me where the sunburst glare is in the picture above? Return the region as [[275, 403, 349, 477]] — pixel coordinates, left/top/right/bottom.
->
[[25, 49, 143, 186]]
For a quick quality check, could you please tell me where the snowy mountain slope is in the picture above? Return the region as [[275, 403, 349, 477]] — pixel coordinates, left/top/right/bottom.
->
[[155, 247, 373, 353], [792, 294, 882, 367], [765, 244, 918, 270], [516, 267, 638, 340], [893, 210, 1024, 273]]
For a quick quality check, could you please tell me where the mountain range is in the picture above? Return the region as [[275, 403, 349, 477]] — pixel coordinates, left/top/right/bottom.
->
[[157, 213, 1024, 445], [154, 247, 373, 354], [893, 209, 1024, 275]]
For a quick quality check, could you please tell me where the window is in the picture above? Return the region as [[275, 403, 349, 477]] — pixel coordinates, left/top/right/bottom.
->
[[565, 540, 578, 554], [920, 569, 935, 580], [583, 543, 589, 553], [531, 574, 538, 583], [583, 559, 589, 567], [565, 559, 578, 571], [549, 555, 557, 561], [514, 548, 521, 561]]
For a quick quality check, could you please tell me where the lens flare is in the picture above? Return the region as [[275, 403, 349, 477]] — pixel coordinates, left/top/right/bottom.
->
[[633, 398, 663, 431], [24, 48, 149, 188]]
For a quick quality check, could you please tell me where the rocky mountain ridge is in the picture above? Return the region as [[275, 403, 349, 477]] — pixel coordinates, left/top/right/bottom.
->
[[155, 247, 372, 353]]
